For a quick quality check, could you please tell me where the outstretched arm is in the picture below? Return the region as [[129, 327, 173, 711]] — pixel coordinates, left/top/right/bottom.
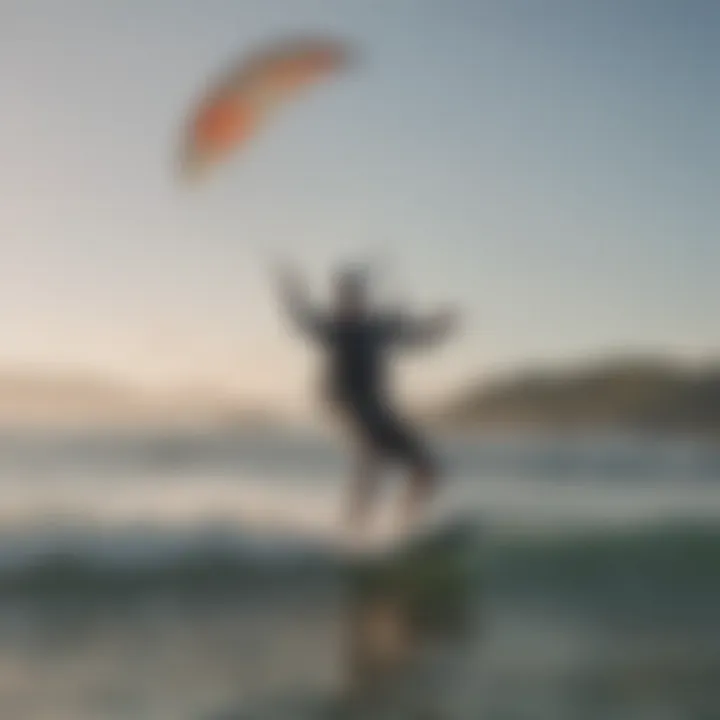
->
[[391, 306, 459, 349], [274, 264, 326, 339]]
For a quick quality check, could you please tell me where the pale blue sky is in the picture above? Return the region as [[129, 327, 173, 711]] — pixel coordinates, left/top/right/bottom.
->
[[1, 1, 718, 411]]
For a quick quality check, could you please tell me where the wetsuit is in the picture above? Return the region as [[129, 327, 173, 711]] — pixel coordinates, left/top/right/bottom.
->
[[282, 291, 448, 472]]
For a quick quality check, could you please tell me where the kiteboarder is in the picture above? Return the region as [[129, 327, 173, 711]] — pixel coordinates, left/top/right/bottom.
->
[[275, 263, 458, 533]]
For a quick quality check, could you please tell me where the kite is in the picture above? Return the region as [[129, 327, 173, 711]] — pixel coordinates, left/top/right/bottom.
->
[[179, 37, 352, 179]]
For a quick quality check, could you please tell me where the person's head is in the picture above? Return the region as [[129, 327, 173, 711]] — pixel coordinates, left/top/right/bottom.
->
[[332, 264, 369, 318]]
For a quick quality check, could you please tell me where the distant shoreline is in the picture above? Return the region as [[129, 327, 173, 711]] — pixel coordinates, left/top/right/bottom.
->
[[0, 355, 718, 439]]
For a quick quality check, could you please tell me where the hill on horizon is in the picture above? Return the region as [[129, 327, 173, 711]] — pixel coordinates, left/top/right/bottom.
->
[[0, 367, 279, 429], [441, 357, 720, 436]]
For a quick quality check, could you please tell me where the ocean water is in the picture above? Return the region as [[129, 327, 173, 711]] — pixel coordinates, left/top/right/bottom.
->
[[0, 427, 718, 720]]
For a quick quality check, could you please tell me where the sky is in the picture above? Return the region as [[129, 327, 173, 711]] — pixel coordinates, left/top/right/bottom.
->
[[1, 0, 718, 414]]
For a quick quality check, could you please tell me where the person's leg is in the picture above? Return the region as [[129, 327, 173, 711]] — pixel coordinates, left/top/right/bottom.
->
[[401, 454, 438, 530], [346, 441, 381, 532], [374, 410, 439, 531]]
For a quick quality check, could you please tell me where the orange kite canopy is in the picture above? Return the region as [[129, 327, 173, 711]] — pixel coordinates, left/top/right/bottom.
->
[[179, 37, 352, 180]]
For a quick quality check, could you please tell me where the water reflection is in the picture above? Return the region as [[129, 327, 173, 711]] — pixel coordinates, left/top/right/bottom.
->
[[336, 521, 479, 718]]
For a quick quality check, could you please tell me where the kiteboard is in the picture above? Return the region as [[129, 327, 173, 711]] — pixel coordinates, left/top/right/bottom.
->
[[343, 516, 480, 638]]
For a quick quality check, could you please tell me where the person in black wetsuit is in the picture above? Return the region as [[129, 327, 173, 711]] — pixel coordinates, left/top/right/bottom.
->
[[275, 262, 458, 531]]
